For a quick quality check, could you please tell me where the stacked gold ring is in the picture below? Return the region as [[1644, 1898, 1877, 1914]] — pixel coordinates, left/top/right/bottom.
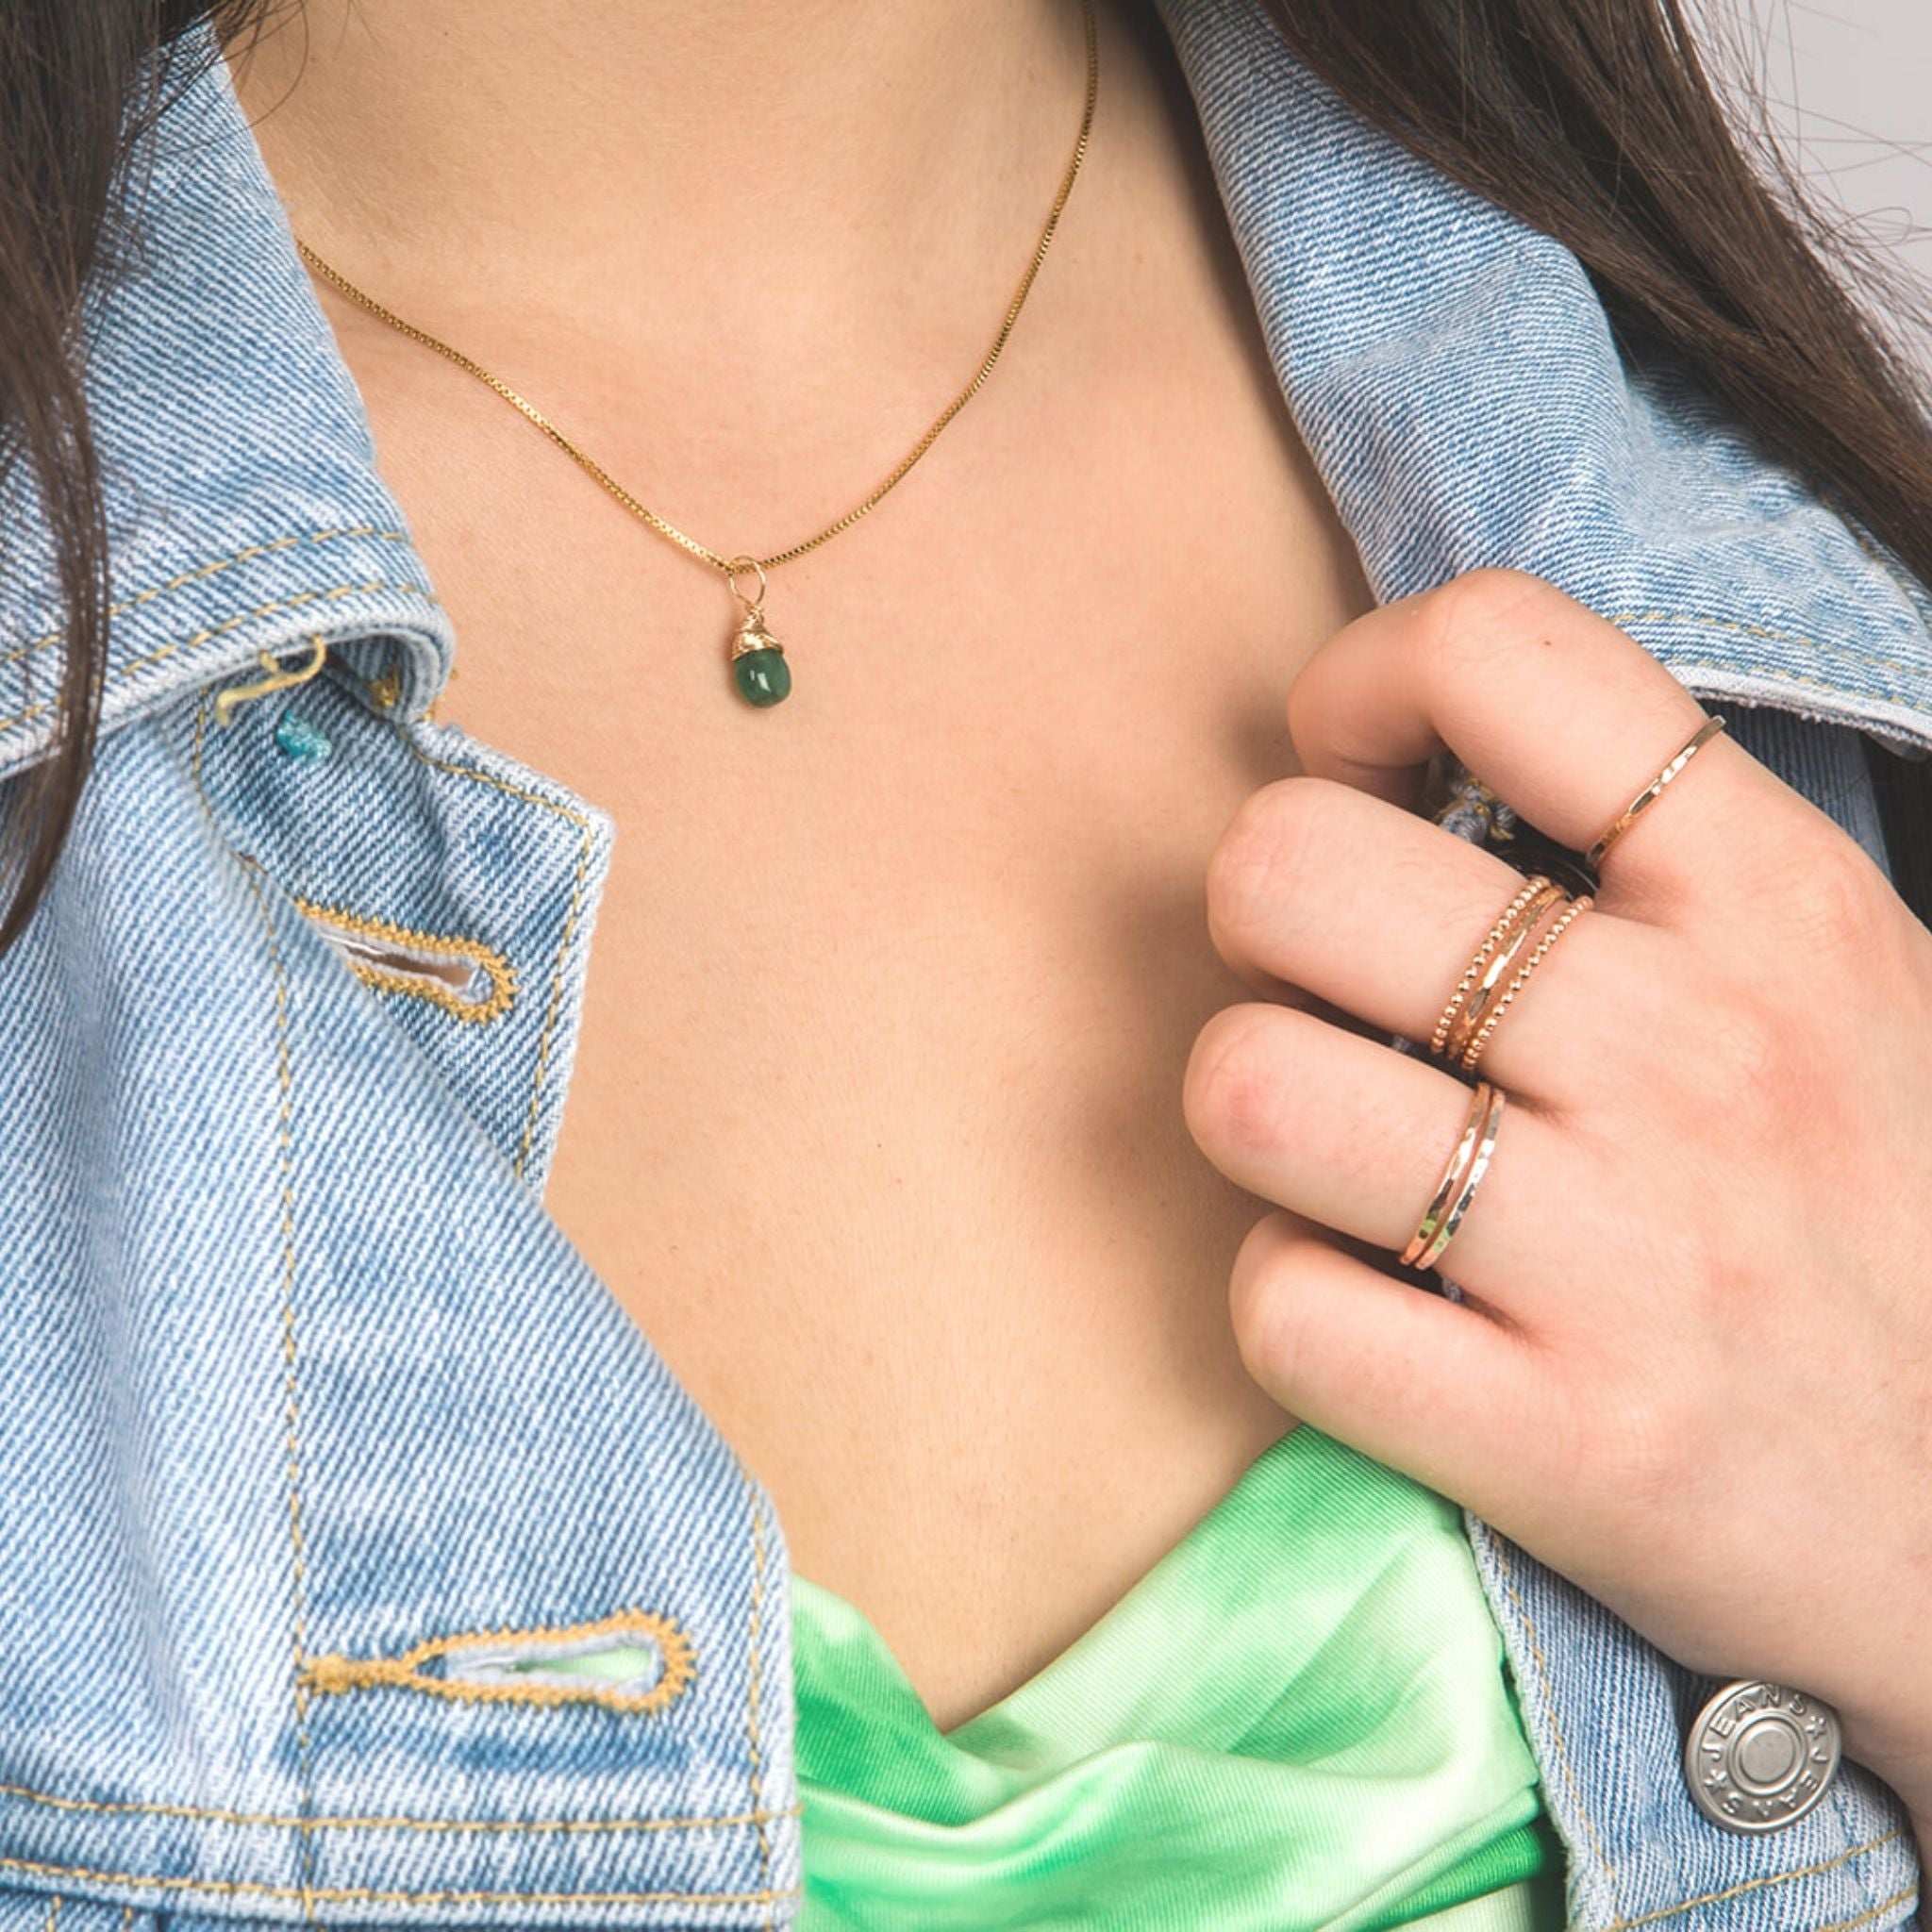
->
[[1429, 874, 1556, 1058], [1398, 712, 1726, 1274], [1432, 875, 1591, 1070], [1457, 890, 1593, 1072], [1400, 1078, 1506, 1271]]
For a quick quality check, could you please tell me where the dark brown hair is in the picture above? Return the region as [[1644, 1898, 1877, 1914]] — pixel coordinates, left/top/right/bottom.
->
[[4, 0, 1931, 951], [0, 0, 269, 954]]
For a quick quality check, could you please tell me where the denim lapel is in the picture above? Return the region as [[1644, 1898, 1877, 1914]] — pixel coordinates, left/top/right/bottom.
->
[[1155, 0, 1932, 757], [0, 23, 450, 786]]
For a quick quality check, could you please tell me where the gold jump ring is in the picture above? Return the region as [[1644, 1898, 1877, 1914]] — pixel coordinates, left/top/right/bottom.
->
[[725, 554, 770, 614]]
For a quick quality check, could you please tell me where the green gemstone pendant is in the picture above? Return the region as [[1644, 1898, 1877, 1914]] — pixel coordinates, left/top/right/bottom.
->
[[729, 610, 791, 708]]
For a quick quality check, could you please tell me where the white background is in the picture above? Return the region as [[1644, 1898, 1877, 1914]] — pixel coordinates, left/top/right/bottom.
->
[[1697, 0, 1932, 335]]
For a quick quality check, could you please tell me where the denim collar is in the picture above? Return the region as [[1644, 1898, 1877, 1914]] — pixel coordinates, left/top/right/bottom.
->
[[4, 0, 1932, 790], [0, 26, 454, 783], [1154, 0, 1932, 749]]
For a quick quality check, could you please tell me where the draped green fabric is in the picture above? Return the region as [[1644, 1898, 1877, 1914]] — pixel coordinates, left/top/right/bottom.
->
[[791, 1424, 1568, 1930]]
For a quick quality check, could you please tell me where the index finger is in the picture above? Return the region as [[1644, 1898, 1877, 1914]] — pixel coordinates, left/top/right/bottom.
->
[[1286, 567, 1797, 911]]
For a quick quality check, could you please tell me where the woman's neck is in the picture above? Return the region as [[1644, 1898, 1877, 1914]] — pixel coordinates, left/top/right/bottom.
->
[[225, 0, 1093, 349]]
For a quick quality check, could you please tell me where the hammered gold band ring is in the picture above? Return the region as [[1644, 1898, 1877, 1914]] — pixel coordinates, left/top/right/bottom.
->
[[1400, 1078, 1506, 1272], [1402, 715, 1725, 1273], [1585, 713, 1727, 872]]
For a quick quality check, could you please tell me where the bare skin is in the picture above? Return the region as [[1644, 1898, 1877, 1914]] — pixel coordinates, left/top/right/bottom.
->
[[229, 0, 1377, 1730]]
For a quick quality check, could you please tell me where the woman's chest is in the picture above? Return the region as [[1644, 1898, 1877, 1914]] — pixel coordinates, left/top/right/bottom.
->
[[320, 216, 1377, 1726]]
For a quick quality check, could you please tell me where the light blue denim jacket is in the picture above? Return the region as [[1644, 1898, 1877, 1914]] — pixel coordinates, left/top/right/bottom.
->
[[2, 1, 1928, 1926]]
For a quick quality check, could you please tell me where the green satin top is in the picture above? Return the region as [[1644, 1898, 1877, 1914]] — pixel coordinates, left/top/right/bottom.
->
[[791, 1424, 1568, 1930]]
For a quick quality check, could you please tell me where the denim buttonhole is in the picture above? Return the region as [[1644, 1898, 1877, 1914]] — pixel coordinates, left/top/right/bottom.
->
[[432, 1633, 669, 1700]]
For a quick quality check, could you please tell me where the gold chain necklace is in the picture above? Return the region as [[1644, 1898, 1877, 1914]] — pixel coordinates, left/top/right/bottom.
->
[[295, 0, 1098, 709]]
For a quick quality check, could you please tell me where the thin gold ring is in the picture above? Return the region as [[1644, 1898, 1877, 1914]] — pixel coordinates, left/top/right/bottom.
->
[[1430, 874, 1554, 1058], [1586, 715, 1727, 871], [1418, 1080, 1506, 1270], [1401, 1079, 1507, 1271], [1459, 891, 1595, 1073], [1441, 879, 1569, 1066]]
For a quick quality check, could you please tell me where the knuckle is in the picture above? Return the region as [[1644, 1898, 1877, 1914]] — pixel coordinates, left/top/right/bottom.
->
[[1763, 824, 1897, 956], [1184, 1005, 1289, 1156], [1690, 990, 1802, 1123], [1695, 1014, 1858, 1210], [1424, 567, 1559, 673], [1206, 776, 1346, 937], [1227, 1212, 1314, 1390]]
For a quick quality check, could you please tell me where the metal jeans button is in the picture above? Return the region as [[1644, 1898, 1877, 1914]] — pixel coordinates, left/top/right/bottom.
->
[[1684, 1679, 1842, 1832]]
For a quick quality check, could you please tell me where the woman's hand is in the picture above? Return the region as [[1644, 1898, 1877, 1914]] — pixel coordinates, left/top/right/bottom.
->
[[1181, 566, 1932, 1834]]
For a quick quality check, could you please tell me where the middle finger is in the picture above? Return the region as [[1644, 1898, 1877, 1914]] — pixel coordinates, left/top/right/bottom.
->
[[1208, 774, 1653, 1100]]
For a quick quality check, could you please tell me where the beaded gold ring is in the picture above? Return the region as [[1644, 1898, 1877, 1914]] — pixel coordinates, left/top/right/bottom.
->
[[1458, 891, 1595, 1074], [1430, 874, 1555, 1058], [1437, 878, 1569, 1066]]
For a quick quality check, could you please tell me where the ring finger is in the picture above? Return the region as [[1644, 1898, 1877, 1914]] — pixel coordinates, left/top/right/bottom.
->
[[1182, 997, 1576, 1300]]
